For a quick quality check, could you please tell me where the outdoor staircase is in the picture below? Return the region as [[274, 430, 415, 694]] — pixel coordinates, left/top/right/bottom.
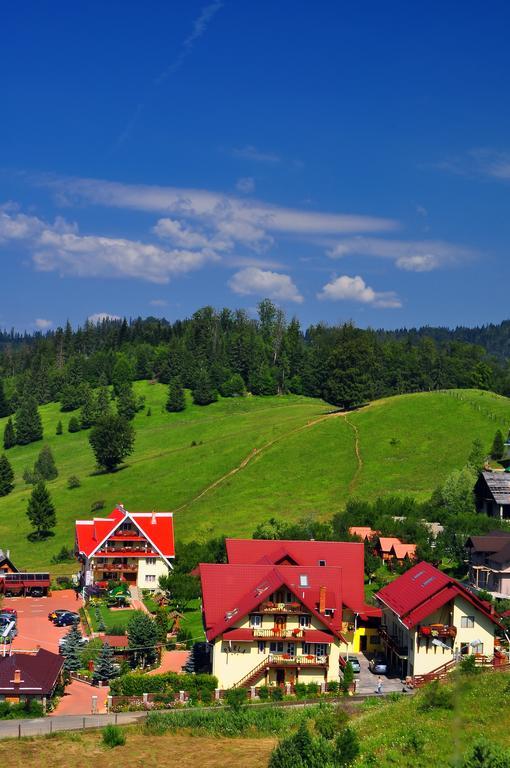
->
[[409, 658, 458, 688], [233, 657, 269, 689]]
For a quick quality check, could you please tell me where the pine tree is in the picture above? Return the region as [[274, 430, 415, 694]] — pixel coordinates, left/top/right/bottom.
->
[[192, 370, 217, 406], [79, 385, 97, 429], [34, 445, 58, 481], [89, 414, 135, 472], [491, 429, 505, 461], [68, 416, 81, 433], [92, 642, 116, 684], [335, 726, 360, 767], [61, 621, 83, 657], [467, 438, 486, 474], [116, 384, 137, 421], [15, 396, 43, 445], [95, 386, 111, 419], [26, 481, 56, 539], [56, 420, 63, 435], [62, 623, 83, 673], [0, 380, 9, 418], [3, 418, 16, 449], [166, 377, 186, 412], [0, 455, 14, 496]]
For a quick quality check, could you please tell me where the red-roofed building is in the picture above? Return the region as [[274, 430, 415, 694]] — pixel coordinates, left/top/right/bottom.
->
[[375, 562, 500, 679], [375, 537, 417, 565], [199, 539, 380, 689], [75, 504, 174, 591], [0, 648, 64, 704]]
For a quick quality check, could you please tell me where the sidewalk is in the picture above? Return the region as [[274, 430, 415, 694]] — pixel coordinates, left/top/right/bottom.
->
[[50, 679, 109, 716]]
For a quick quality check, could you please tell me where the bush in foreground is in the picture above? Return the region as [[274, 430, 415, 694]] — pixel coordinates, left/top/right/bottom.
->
[[102, 724, 126, 748]]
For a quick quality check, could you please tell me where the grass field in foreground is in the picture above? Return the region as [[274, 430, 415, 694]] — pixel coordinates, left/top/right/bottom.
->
[[0, 384, 509, 571]]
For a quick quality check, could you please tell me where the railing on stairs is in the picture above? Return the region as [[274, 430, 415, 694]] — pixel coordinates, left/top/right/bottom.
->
[[409, 658, 458, 688], [232, 657, 270, 689]]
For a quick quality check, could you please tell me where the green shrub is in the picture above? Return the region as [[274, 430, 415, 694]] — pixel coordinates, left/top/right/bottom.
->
[[102, 724, 126, 748], [418, 680, 454, 712], [225, 688, 247, 710], [306, 682, 319, 697], [67, 475, 81, 489], [314, 704, 349, 740], [294, 682, 308, 699], [327, 680, 340, 695], [258, 685, 270, 700], [270, 687, 283, 701], [459, 654, 479, 675], [460, 738, 510, 767], [335, 726, 360, 767]]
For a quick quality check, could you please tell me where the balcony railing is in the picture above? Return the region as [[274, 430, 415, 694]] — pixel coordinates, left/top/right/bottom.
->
[[379, 625, 409, 659], [418, 624, 457, 639], [95, 548, 158, 556], [269, 653, 328, 667], [259, 602, 308, 614], [253, 628, 305, 639], [94, 564, 138, 573]]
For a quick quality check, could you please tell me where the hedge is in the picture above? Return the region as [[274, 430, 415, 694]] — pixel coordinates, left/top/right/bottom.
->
[[109, 672, 217, 701]]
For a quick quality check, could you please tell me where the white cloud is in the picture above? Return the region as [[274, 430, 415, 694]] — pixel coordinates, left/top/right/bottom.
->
[[34, 318, 52, 330], [231, 145, 281, 164], [88, 312, 122, 323], [149, 299, 168, 307], [228, 267, 303, 303], [153, 218, 221, 249], [317, 275, 401, 309], [236, 177, 255, 194], [327, 236, 473, 271]]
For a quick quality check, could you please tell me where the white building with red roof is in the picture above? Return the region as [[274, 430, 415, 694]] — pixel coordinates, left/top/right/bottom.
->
[[375, 561, 501, 681], [75, 504, 174, 591], [199, 538, 380, 690]]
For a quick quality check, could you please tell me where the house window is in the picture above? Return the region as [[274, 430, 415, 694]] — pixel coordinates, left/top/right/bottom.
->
[[249, 614, 262, 628], [299, 615, 311, 628], [324, 608, 334, 617], [315, 643, 327, 657], [318, 560, 326, 567], [258, 641, 266, 653], [461, 616, 475, 628], [270, 642, 284, 653], [146, 558, 156, 565], [369, 635, 380, 645], [302, 642, 311, 655], [145, 575, 156, 583], [287, 643, 295, 655], [299, 574, 308, 587]]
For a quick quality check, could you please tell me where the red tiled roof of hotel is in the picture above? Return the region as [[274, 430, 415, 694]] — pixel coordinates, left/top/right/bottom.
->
[[199, 563, 347, 643], [0, 649, 63, 695], [75, 506, 175, 560], [376, 561, 501, 629], [224, 539, 366, 611]]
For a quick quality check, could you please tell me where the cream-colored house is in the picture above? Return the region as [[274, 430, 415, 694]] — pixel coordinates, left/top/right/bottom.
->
[[466, 531, 510, 598], [376, 562, 500, 680], [75, 504, 174, 592]]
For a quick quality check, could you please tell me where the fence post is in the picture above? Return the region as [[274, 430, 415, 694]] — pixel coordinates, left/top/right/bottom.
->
[[91, 695, 98, 714], [250, 686, 256, 700], [142, 692, 148, 708], [115, 713, 118, 725], [107, 695, 112, 713], [18, 722, 21, 739], [214, 688, 220, 701], [179, 690, 185, 703], [82, 717, 85, 730]]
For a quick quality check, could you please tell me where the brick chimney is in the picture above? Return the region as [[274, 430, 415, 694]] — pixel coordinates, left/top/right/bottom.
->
[[151, 510, 156, 525], [319, 585, 326, 614], [11, 669, 22, 685]]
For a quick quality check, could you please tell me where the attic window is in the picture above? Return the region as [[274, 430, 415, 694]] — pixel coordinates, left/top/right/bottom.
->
[[299, 574, 309, 587], [324, 608, 334, 617], [422, 577, 435, 587], [318, 560, 326, 567], [411, 570, 426, 581]]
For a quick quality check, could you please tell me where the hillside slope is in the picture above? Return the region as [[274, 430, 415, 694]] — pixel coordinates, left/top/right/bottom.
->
[[0, 385, 508, 571]]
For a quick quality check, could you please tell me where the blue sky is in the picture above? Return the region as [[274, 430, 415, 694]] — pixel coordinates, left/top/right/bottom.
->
[[1, 1, 510, 331]]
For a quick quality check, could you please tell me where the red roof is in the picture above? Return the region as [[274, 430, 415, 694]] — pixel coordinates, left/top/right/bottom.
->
[[225, 539, 366, 612], [199, 562, 347, 643], [75, 505, 175, 561], [376, 562, 500, 629], [0, 649, 63, 696], [103, 635, 129, 648], [377, 537, 403, 553]]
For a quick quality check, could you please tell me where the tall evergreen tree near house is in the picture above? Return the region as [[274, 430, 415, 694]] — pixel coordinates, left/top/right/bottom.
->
[[0, 379, 9, 418], [26, 481, 56, 539], [62, 622, 83, 673], [166, 377, 186, 412], [15, 396, 43, 445], [127, 611, 158, 667], [89, 414, 135, 472], [3, 418, 16, 449], [61, 621, 83, 657], [491, 429, 505, 461], [192, 369, 217, 406], [92, 642, 116, 684], [467, 438, 487, 474], [0, 454, 14, 496], [34, 444, 58, 481]]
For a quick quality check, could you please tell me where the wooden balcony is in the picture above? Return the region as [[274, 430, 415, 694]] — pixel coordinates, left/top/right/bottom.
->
[[418, 624, 457, 639], [259, 601, 308, 615], [94, 563, 138, 573], [253, 628, 305, 639], [269, 653, 328, 667], [95, 548, 158, 557]]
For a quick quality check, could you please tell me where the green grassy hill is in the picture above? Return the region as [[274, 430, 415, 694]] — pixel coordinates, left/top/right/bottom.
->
[[0, 384, 509, 571]]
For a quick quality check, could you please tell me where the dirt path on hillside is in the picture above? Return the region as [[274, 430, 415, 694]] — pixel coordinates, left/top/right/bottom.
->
[[172, 409, 346, 514], [342, 414, 363, 494]]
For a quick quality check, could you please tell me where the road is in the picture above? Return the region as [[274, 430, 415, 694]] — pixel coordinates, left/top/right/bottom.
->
[[0, 711, 147, 739]]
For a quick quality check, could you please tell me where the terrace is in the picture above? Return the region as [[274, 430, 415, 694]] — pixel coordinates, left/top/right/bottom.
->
[[258, 601, 308, 615]]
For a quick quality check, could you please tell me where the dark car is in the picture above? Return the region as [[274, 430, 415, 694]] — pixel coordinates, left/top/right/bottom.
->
[[54, 611, 80, 627], [48, 609, 71, 621], [368, 655, 388, 674], [342, 655, 361, 673], [1, 608, 17, 619]]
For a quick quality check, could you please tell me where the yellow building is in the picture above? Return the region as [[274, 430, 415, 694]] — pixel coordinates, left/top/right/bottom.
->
[[376, 562, 500, 680]]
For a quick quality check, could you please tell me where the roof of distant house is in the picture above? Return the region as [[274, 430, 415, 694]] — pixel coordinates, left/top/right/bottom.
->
[[0, 649, 63, 695], [225, 538, 368, 612], [466, 530, 510, 555], [75, 505, 175, 562], [377, 537, 403, 553], [376, 561, 501, 630], [391, 543, 417, 560], [478, 471, 510, 505], [199, 562, 347, 643], [348, 526, 378, 540], [103, 635, 129, 648]]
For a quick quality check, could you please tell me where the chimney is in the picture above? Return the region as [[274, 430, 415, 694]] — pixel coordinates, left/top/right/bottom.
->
[[151, 510, 156, 525], [319, 585, 326, 614], [12, 669, 22, 685]]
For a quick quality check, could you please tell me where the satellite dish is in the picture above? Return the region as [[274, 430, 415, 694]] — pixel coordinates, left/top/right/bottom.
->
[[431, 638, 451, 650], [470, 639, 482, 647]]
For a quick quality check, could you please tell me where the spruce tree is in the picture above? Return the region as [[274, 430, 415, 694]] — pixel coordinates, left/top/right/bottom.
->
[[92, 642, 116, 684], [0, 380, 9, 418], [166, 377, 186, 412], [89, 414, 135, 472], [62, 624, 83, 673], [3, 418, 16, 449], [56, 420, 63, 435], [61, 621, 83, 657], [0, 454, 14, 496], [79, 385, 97, 429], [116, 384, 137, 421], [26, 481, 56, 539], [68, 416, 81, 433], [15, 396, 43, 445], [491, 429, 505, 461], [192, 370, 217, 406], [95, 386, 111, 419], [34, 445, 58, 481]]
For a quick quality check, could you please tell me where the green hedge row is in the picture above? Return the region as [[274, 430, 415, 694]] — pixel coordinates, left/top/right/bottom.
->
[[109, 671, 217, 699]]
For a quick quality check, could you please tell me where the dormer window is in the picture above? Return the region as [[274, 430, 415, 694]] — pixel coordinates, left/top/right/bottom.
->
[[249, 614, 262, 628], [299, 574, 308, 587], [319, 560, 326, 567]]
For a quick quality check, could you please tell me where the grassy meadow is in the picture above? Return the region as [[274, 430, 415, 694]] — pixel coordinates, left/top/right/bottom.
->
[[0, 383, 509, 571]]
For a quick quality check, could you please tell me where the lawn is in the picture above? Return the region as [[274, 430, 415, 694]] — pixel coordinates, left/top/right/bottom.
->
[[1, 384, 509, 571], [88, 602, 134, 633], [179, 599, 205, 642]]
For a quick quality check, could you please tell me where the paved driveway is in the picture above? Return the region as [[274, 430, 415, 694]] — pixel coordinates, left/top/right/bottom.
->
[[50, 679, 109, 716], [4, 589, 83, 652], [349, 653, 405, 695]]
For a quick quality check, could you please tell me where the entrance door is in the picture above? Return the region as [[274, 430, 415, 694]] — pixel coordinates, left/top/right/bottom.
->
[[360, 635, 367, 652], [276, 669, 285, 686]]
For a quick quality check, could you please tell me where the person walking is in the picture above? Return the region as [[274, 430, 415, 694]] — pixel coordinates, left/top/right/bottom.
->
[[376, 676, 383, 694]]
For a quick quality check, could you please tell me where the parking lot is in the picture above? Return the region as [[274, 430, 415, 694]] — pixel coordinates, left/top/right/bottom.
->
[[348, 653, 405, 696], [3, 589, 83, 653]]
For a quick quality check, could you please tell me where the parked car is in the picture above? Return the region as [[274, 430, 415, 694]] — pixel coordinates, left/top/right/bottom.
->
[[48, 609, 71, 621], [368, 655, 388, 674], [342, 655, 361, 673], [28, 588, 44, 597], [54, 611, 80, 627], [1, 608, 17, 619]]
